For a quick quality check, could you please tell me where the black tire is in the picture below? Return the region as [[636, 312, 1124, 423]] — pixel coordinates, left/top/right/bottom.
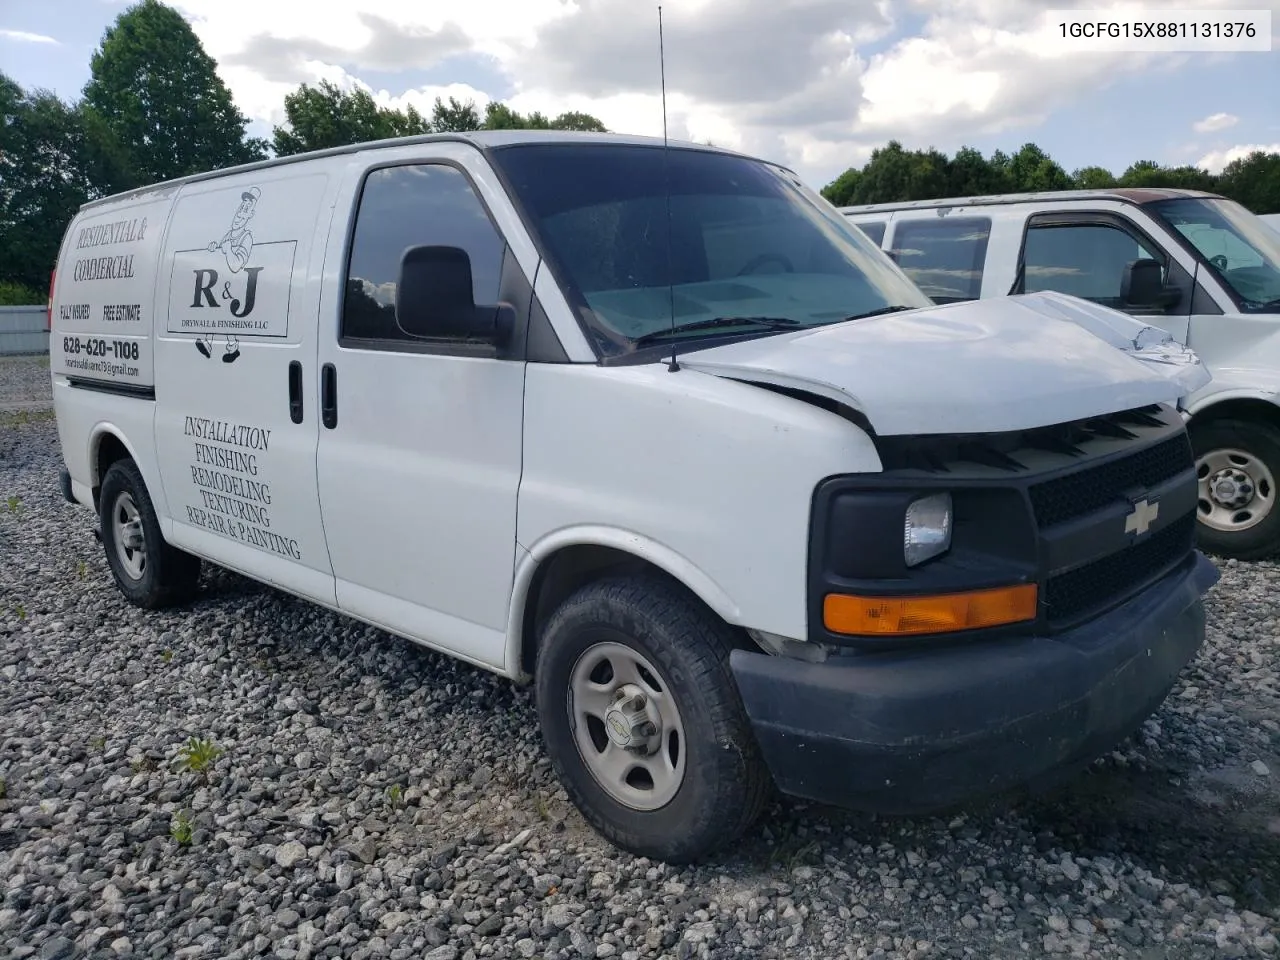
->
[[1189, 418, 1280, 561], [534, 574, 772, 863], [99, 458, 201, 608]]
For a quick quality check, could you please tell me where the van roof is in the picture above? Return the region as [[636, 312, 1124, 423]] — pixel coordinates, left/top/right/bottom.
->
[[838, 187, 1226, 216], [78, 130, 773, 212]]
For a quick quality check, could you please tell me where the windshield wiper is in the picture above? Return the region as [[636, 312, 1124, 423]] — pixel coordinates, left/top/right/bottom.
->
[[631, 315, 803, 346], [841, 305, 914, 322]]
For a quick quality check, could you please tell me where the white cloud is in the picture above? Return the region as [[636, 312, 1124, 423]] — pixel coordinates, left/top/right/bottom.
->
[[152, 0, 1273, 187], [1197, 143, 1280, 174], [378, 82, 495, 118], [1193, 112, 1239, 134], [0, 28, 58, 44]]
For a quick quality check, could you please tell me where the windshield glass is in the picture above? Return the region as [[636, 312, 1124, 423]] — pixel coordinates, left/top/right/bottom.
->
[[1148, 196, 1280, 312], [489, 143, 933, 357]]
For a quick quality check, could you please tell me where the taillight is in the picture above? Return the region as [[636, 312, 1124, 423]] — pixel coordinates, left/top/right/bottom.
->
[[47, 269, 55, 330]]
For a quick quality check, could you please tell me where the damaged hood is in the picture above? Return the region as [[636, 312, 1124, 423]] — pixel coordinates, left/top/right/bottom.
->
[[676, 291, 1211, 436]]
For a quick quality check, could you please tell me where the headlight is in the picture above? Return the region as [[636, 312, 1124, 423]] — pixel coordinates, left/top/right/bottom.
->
[[904, 493, 952, 567]]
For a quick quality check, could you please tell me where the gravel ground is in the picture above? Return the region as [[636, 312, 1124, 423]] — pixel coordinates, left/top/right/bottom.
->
[[2, 354, 1279, 960], [0, 355, 52, 414]]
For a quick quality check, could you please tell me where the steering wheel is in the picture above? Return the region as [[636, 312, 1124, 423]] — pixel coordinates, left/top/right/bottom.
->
[[737, 253, 795, 276], [1210, 254, 1229, 271]]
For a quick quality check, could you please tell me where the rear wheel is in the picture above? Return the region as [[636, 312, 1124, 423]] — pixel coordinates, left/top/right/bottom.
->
[[1190, 418, 1280, 561], [534, 574, 772, 863], [99, 458, 201, 608]]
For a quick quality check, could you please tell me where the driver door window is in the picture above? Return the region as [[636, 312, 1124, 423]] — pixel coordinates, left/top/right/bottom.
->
[[1021, 221, 1162, 309]]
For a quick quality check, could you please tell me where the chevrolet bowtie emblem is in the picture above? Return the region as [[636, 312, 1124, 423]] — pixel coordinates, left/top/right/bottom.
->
[[1124, 498, 1159, 536]]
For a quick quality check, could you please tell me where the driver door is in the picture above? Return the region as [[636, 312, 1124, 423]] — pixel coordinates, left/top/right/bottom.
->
[[1013, 208, 1195, 343]]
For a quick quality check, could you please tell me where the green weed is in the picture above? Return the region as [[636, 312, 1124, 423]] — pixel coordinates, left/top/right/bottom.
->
[[175, 737, 222, 784], [170, 809, 194, 846]]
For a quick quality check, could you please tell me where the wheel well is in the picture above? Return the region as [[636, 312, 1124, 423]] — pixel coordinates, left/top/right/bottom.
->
[[519, 545, 694, 677], [1189, 399, 1280, 434], [93, 433, 131, 511]]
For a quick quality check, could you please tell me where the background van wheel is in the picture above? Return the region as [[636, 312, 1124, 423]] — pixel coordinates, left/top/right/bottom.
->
[[99, 459, 201, 608], [1190, 418, 1280, 561], [534, 574, 771, 863]]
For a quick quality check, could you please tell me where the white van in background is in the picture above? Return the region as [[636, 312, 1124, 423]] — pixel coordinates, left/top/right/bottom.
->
[[842, 190, 1280, 561], [50, 132, 1218, 862]]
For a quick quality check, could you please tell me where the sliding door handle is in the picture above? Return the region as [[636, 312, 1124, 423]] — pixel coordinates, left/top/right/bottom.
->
[[321, 362, 337, 429], [287, 361, 303, 424]]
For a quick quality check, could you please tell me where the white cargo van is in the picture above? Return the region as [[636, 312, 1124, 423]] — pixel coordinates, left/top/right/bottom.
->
[[50, 132, 1219, 863], [841, 190, 1280, 561]]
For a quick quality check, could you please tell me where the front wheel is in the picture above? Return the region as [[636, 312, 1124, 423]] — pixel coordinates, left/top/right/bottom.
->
[[1190, 418, 1280, 561], [534, 574, 772, 863], [99, 458, 202, 608]]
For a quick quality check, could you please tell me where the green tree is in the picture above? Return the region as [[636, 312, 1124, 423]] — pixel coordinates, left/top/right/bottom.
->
[[1213, 151, 1280, 213], [431, 96, 481, 132], [822, 142, 1280, 212], [82, 0, 265, 184], [1072, 165, 1117, 189], [1118, 160, 1217, 191], [1005, 143, 1073, 192], [947, 146, 1012, 196], [0, 73, 132, 295], [548, 110, 608, 133], [273, 86, 609, 154], [820, 167, 862, 206], [478, 101, 608, 133], [272, 81, 429, 156], [482, 102, 526, 130], [849, 141, 952, 204]]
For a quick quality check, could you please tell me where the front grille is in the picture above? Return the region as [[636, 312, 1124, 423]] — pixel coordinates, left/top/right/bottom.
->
[[1043, 512, 1196, 625], [1029, 432, 1193, 529]]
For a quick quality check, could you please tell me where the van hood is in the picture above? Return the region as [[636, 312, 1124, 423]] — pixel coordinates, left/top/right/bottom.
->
[[675, 291, 1211, 436]]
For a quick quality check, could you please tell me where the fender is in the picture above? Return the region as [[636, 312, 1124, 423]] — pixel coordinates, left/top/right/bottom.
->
[[88, 421, 145, 487], [86, 421, 171, 530], [504, 525, 746, 679], [1184, 385, 1280, 420]]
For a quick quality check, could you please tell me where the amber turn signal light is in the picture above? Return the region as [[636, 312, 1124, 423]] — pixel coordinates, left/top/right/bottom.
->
[[823, 584, 1038, 637]]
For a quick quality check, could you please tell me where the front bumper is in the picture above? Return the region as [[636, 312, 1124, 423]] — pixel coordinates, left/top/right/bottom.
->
[[730, 551, 1219, 815]]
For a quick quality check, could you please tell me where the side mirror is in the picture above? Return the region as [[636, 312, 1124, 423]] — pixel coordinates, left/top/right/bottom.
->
[[1121, 258, 1181, 311], [395, 245, 515, 345]]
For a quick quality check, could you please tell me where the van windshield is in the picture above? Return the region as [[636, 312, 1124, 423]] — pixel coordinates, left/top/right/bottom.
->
[[489, 143, 932, 358], [1148, 196, 1280, 313]]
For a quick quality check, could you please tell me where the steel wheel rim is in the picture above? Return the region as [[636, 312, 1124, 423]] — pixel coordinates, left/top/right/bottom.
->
[[111, 491, 147, 580], [567, 640, 687, 811], [1196, 446, 1276, 533]]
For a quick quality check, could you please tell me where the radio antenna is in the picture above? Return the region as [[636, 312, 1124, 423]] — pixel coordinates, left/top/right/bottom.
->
[[658, 5, 680, 372]]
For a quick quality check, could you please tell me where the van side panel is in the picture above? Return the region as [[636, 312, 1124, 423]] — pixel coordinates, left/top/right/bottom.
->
[[149, 164, 341, 606], [51, 194, 175, 391], [51, 191, 181, 515]]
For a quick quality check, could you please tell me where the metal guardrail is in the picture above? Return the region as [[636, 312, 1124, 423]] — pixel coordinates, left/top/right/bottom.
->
[[0, 305, 49, 356]]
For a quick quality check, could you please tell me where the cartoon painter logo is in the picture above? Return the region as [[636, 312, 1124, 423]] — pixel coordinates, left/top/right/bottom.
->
[[192, 186, 264, 363]]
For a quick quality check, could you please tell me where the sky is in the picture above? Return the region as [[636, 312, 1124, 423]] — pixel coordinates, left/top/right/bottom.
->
[[1, 0, 1278, 191]]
